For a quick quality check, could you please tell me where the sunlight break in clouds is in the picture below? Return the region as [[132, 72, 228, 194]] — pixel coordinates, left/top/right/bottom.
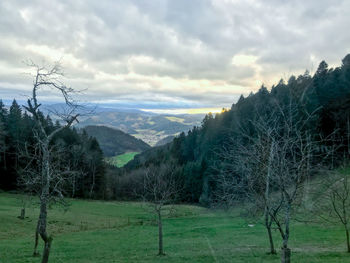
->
[[142, 107, 223, 115]]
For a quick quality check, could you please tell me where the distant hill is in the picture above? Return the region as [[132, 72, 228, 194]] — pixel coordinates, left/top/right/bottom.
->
[[84, 125, 151, 157], [77, 111, 204, 146], [155, 135, 175, 146]]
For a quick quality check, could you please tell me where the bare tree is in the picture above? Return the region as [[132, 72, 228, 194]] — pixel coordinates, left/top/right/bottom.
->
[[214, 99, 325, 263], [21, 61, 80, 263], [17, 192, 33, 220], [136, 163, 181, 256], [259, 101, 326, 263], [213, 114, 281, 255], [311, 169, 350, 252]]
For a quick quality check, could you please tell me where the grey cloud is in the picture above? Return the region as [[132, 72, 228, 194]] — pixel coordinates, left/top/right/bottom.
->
[[0, 0, 349, 108]]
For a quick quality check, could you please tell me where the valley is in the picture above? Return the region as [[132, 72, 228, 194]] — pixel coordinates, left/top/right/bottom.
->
[[77, 110, 204, 146]]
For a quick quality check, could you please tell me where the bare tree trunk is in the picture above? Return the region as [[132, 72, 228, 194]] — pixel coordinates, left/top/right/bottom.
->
[[37, 147, 53, 263], [345, 225, 350, 253], [265, 141, 276, 254], [281, 247, 291, 263], [33, 221, 40, 256], [41, 233, 52, 263], [38, 198, 52, 263], [157, 210, 164, 256], [265, 214, 276, 254], [19, 208, 25, 219], [267, 226, 276, 255], [281, 203, 291, 263]]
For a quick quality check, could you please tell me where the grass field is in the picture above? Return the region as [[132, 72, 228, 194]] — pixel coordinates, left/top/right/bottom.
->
[[106, 152, 139, 168], [0, 193, 350, 263]]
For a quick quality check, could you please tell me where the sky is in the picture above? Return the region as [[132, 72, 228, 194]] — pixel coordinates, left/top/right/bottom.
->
[[0, 0, 349, 113]]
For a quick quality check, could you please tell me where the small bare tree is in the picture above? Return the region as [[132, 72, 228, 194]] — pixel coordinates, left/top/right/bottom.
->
[[17, 192, 33, 220], [311, 169, 350, 252], [21, 61, 80, 263], [137, 163, 181, 256]]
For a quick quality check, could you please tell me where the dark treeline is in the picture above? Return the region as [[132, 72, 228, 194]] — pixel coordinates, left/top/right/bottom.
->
[[0, 100, 105, 199], [119, 54, 350, 204]]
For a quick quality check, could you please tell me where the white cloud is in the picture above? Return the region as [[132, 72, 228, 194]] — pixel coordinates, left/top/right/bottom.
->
[[0, 0, 349, 108], [232, 55, 258, 67]]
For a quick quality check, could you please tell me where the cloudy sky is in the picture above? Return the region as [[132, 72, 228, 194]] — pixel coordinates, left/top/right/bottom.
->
[[0, 0, 349, 112]]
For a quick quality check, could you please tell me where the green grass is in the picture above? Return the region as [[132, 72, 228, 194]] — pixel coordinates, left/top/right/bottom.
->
[[0, 193, 350, 262], [106, 152, 139, 167]]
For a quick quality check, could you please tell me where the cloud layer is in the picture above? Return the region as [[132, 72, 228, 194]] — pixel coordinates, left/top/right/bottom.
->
[[0, 0, 349, 108]]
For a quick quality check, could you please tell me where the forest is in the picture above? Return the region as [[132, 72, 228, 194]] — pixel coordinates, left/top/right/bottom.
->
[[122, 54, 350, 203], [0, 99, 106, 199]]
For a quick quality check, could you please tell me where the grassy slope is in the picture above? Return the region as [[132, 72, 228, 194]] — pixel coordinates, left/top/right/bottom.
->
[[0, 193, 350, 263], [84, 126, 150, 157], [106, 152, 139, 168]]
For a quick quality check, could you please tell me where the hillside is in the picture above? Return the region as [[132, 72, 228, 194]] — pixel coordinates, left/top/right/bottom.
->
[[154, 135, 175, 146], [84, 125, 150, 157], [125, 54, 350, 203], [77, 111, 204, 146], [105, 152, 140, 168]]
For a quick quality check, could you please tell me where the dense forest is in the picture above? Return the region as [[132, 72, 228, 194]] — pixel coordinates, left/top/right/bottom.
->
[[120, 54, 350, 204], [0, 100, 105, 199]]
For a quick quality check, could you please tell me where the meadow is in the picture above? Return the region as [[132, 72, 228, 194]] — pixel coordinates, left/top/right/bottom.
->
[[105, 152, 140, 168], [0, 193, 349, 263]]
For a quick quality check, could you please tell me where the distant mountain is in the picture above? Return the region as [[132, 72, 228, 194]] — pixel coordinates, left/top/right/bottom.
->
[[155, 135, 175, 146], [77, 111, 204, 146], [84, 125, 151, 157], [24, 102, 204, 146]]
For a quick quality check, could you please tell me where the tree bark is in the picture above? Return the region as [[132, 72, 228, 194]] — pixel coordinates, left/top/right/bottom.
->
[[41, 233, 52, 263], [19, 208, 25, 220], [281, 247, 291, 263], [38, 199, 53, 263], [281, 203, 291, 263], [265, 142, 276, 254], [266, 222, 276, 254], [37, 147, 53, 263], [282, 202, 290, 248], [345, 225, 350, 253], [33, 221, 40, 256], [157, 210, 164, 256]]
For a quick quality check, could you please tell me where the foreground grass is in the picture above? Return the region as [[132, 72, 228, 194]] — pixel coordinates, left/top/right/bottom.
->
[[0, 193, 349, 262], [106, 152, 139, 168]]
